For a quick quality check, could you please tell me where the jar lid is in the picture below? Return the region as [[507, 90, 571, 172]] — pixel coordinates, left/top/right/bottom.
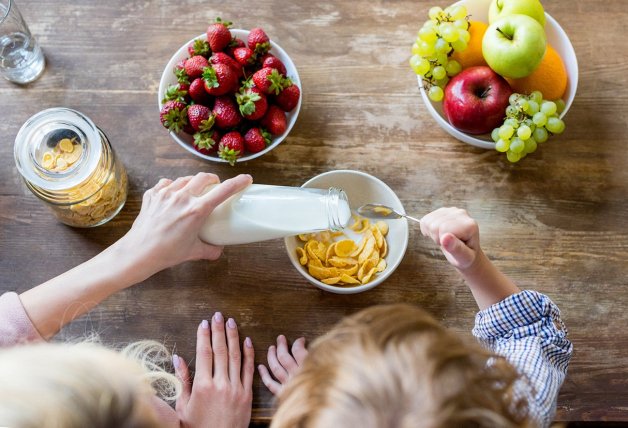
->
[[14, 108, 102, 191]]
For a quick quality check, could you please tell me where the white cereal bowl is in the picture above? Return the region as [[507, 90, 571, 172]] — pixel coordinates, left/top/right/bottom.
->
[[158, 29, 301, 162], [417, 0, 578, 149], [284, 170, 409, 294]]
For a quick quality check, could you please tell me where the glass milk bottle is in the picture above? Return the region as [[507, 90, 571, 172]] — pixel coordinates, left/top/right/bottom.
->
[[14, 108, 128, 227], [200, 184, 351, 245]]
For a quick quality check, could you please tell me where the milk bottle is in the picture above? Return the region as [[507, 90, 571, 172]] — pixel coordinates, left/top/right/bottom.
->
[[200, 184, 351, 245]]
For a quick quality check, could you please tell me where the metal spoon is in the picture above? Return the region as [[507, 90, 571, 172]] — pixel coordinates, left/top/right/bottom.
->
[[356, 203, 422, 224]]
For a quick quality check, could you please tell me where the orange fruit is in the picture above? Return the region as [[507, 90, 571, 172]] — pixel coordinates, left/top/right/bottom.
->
[[506, 44, 567, 100], [451, 20, 488, 69]]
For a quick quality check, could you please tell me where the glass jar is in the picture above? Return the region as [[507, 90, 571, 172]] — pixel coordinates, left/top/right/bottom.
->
[[14, 108, 128, 228]]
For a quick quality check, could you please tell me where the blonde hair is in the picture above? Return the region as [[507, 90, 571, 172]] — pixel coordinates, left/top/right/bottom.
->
[[272, 304, 530, 428], [0, 339, 181, 428]]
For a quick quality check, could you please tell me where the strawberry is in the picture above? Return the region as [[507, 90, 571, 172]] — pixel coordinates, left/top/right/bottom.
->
[[236, 88, 268, 120], [227, 37, 245, 57], [206, 17, 232, 52], [188, 39, 211, 57], [193, 129, 221, 155], [160, 100, 188, 133], [233, 47, 255, 66], [275, 83, 300, 112], [260, 54, 287, 76], [185, 55, 209, 79], [218, 131, 244, 165], [174, 59, 189, 84], [202, 63, 238, 96], [187, 104, 215, 132], [189, 78, 211, 105], [161, 83, 189, 104], [261, 105, 287, 135], [247, 28, 270, 55], [252, 67, 285, 95], [212, 96, 242, 129], [244, 127, 271, 153], [210, 52, 243, 77]]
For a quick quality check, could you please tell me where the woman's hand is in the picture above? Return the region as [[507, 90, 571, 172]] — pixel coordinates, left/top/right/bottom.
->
[[174, 313, 254, 428], [117, 173, 252, 281], [258, 335, 308, 396]]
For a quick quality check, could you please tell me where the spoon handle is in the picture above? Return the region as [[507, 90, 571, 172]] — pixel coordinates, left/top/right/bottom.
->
[[402, 214, 422, 224]]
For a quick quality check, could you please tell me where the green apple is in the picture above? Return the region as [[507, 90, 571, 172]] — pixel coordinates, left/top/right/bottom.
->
[[482, 14, 546, 79], [489, 0, 546, 27]]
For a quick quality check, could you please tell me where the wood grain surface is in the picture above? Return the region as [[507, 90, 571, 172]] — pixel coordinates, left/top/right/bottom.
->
[[1, 0, 627, 424]]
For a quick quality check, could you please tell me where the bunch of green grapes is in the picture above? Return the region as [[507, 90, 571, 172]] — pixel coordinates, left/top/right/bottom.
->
[[409, 4, 470, 102], [491, 91, 566, 163]]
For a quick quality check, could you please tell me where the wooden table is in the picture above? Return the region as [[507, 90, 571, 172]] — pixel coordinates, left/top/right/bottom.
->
[[1, 0, 626, 424]]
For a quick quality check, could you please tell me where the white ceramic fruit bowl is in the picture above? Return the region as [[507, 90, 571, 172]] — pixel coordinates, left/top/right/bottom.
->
[[284, 170, 409, 294], [417, 0, 578, 149], [158, 29, 302, 163]]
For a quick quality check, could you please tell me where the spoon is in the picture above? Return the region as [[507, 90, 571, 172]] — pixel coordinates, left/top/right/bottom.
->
[[356, 204, 422, 225]]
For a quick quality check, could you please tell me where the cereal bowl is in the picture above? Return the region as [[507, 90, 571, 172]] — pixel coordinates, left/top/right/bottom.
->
[[158, 29, 301, 162], [417, 0, 578, 149], [284, 170, 409, 294]]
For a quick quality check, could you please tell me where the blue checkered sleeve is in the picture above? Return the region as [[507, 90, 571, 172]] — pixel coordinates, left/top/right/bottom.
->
[[472, 290, 573, 428]]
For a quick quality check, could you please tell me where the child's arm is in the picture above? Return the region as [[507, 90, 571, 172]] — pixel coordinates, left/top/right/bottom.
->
[[420, 207, 520, 310], [18, 173, 253, 339]]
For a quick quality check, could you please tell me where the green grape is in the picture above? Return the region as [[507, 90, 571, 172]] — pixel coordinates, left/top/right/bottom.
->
[[428, 7, 443, 20], [459, 29, 471, 43], [432, 66, 446, 80], [418, 27, 438, 43], [504, 118, 519, 128], [546, 117, 565, 134], [509, 93, 521, 105], [530, 91, 543, 104], [516, 98, 529, 112], [445, 60, 461, 76], [555, 99, 566, 114], [450, 5, 467, 20], [495, 138, 510, 152], [435, 53, 448, 65], [527, 100, 539, 115], [506, 150, 521, 163], [453, 19, 468, 29], [498, 124, 514, 139], [436, 76, 449, 87], [510, 137, 525, 153], [435, 38, 450, 53], [451, 38, 467, 52], [506, 105, 519, 118], [532, 112, 547, 127], [517, 125, 532, 140], [411, 42, 421, 55], [540, 101, 557, 116], [410, 56, 430, 75], [524, 138, 538, 154], [533, 127, 548, 143], [441, 26, 459, 43], [491, 128, 500, 142], [418, 40, 436, 56], [423, 20, 437, 30], [428, 86, 444, 102]]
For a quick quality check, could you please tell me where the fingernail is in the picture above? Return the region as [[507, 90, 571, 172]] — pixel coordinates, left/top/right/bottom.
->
[[214, 312, 223, 323], [227, 318, 236, 329], [201, 319, 209, 329], [172, 354, 180, 369], [245, 337, 253, 348]]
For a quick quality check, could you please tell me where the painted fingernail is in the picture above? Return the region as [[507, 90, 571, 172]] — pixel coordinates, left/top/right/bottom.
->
[[172, 354, 180, 369], [245, 337, 253, 348], [201, 319, 209, 329], [227, 318, 236, 329], [214, 312, 223, 323]]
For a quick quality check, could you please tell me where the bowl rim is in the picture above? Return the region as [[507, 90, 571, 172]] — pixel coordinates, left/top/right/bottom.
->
[[417, 8, 579, 150], [157, 29, 302, 163], [283, 169, 410, 294]]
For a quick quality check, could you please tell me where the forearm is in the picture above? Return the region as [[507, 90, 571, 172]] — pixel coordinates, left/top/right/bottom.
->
[[458, 250, 521, 311], [19, 238, 154, 339]]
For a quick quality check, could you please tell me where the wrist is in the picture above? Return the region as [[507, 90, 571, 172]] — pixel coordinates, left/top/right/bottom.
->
[[105, 237, 162, 286]]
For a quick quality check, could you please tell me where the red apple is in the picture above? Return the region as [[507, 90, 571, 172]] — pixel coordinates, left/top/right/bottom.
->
[[443, 66, 513, 134]]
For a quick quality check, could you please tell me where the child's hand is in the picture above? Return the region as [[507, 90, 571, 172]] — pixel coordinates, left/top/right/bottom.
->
[[258, 335, 308, 396], [174, 313, 254, 428], [420, 207, 481, 271], [117, 172, 252, 280]]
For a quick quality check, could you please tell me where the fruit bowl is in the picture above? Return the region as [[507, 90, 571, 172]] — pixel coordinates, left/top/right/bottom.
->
[[284, 170, 409, 294], [417, 0, 578, 149], [158, 29, 302, 163]]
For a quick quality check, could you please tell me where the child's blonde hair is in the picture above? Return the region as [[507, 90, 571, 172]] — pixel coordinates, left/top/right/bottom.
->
[[271, 304, 530, 428], [0, 339, 181, 428]]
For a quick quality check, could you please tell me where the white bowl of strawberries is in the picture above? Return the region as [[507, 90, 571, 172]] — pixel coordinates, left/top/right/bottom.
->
[[158, 21, 301, 165]]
